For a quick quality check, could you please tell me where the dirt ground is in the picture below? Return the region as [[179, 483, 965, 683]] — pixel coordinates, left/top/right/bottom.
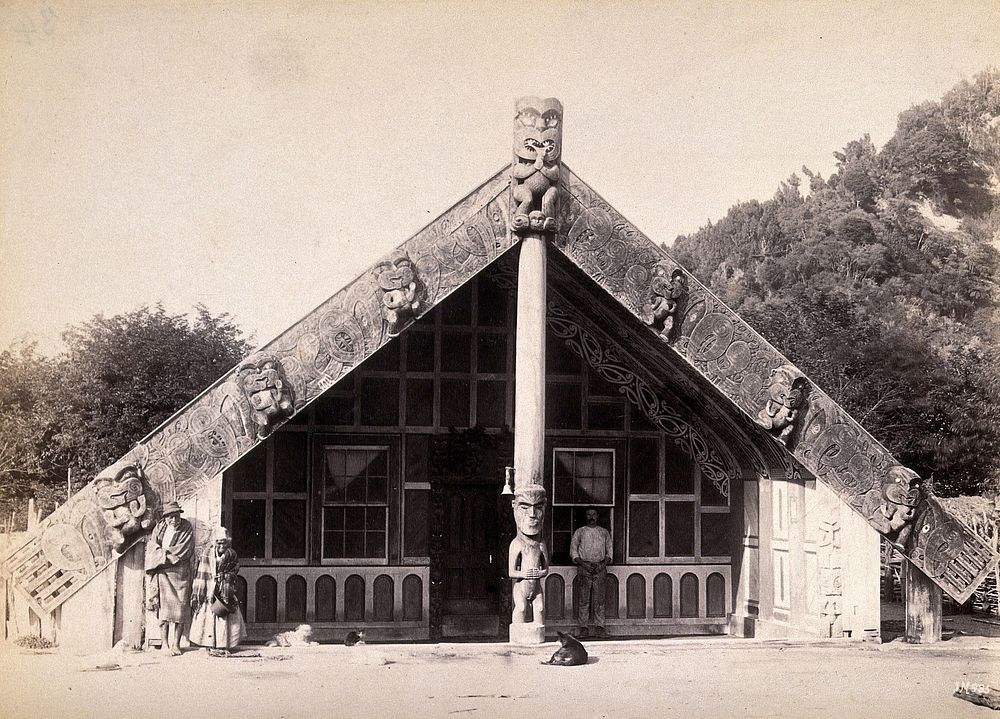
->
[[2, 615, 998, 719]]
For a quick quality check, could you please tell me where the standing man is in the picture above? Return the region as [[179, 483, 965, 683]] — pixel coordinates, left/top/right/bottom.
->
[[145, 501, 195, 655], [570, 507, 612, 638]]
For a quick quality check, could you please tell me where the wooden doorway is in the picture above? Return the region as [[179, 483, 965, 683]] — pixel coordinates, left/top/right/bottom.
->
[[428, 427, 513, 640], [438, 480, 502, 638]]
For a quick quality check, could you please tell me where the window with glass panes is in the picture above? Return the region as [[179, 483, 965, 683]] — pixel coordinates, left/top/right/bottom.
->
[[228, 433, 309, 562], [307, 275, 512, 433], [551, 448, 615, 564], [627, 436, 730, 561], [321, 446, 389, 560]]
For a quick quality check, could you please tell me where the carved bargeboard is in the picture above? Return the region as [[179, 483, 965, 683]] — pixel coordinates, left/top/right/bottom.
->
[[546, 300, 736, 498], [556, 166, 998, 603], [0, 168, 516, 615]]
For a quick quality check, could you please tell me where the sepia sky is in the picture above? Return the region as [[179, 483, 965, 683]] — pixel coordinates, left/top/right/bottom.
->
[[2, 0, 998, 352]]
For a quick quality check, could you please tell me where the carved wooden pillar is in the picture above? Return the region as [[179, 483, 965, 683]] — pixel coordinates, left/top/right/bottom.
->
[[904, 560, 942, 643], [508, 96, 562, 645]]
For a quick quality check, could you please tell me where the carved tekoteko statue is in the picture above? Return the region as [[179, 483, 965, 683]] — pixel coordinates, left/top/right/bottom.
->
[[641, 265, 688, 340], [375, 250, 423, 336], [868, 465, 922, 550], [508, 484, 549, 640], [94, 464, 157, 553], [757, 366, 808, 445], [511, 96, 563, 234], [236, 353, 295, 439]]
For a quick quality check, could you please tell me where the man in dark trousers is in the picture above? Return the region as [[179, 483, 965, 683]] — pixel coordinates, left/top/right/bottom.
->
[[570, 507, 612, 637]]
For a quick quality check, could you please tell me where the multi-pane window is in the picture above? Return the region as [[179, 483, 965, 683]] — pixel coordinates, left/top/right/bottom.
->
[[228, 433, 309, 562], [551, 448, 615, 564], [627, 437, 730, 561], [545, 327, 628, 432], [321, 446, 389, 561], [309, 276, 512, 432]]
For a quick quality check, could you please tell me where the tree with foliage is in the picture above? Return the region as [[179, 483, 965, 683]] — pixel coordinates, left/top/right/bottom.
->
[[0, 305, 252, 524], [672, 68, 1000, 497]]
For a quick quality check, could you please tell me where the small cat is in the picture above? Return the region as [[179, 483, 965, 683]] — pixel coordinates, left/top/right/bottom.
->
[[344, 630, 366, 646], [540, 631, 588, 666], [266, 624, 318, 647]]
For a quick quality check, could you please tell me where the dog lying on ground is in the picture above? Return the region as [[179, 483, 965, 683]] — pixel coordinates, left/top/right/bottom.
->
[[266, 624, 318, 647], [540, 631, 588, 666]]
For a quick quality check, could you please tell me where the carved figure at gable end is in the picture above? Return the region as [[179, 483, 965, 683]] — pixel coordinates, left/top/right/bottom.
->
[[508, 485, 549, 626], [236, 353, 295, 439], [375, 251, 423, 336], [869, 466, 922, 550], [756, 366, 808, 445], [641, 265, 688, 340], [511, 97, 562, 233], [94, 464, 158, 553], [913, 504, 965, 579]]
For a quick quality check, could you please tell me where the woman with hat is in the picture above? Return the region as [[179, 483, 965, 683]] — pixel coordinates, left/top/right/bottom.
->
[[144, 501, 195, 655], [189, 525, 247, 651]]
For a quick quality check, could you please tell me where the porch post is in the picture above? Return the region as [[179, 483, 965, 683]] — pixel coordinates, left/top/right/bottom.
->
[[513, 234, 547, 489], [508, 97, 563, 645], [903, 560, 942, 643]]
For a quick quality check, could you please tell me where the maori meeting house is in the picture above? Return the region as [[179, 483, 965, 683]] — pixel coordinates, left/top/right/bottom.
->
[[2, 98, 996, 650]]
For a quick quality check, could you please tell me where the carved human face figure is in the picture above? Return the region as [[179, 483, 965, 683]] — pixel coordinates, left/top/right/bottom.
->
[[512, 487, 547, 537], [884, 466, 921, 507], [765, 368, 805, 410], [96, 467, 150, 524], [667, 271, 688, 300], [376, 252, 422, 327], [238, 353, 295, 432], [513, 97, 562, 164], [768, 382, 790, 406], [376, 254, 416, 292], [382, 286, 416, 311], [650, 275, 671, 299], [94, 465, 156, 552]]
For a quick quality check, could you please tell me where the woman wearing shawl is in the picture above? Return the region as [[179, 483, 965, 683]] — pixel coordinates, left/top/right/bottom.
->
[[189, 526, 247, 650], [144, 501, 195, 656]]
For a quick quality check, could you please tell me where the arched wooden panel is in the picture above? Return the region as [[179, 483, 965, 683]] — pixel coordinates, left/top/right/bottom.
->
[[255, 575, 277, 623], [706, 572, 726, 617], [373, 574, 394, 622], [344, 574, 366, 622], [626, 573, 646, 619], [653, 573, 673, 618], [680, 572, 699, 618], [402, 574, 423, 621], [235, 575, 247, 613], [285, 574, 307, 622], [604, 573, 619, 619], [315, 575, 336, 621], [545, 574, 566, 620]]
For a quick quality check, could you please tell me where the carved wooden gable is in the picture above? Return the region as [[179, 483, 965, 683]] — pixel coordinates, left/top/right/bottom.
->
[[0, 169, 514, 615], [555, 166, 997, 604], [3, 151, 995, 615]]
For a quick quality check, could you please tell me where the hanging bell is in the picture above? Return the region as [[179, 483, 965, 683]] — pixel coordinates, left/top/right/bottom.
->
[[501, 466, 515, 496]]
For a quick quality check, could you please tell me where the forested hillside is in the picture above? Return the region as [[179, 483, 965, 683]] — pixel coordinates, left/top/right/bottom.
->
[[672, 69, 1000, 497]]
